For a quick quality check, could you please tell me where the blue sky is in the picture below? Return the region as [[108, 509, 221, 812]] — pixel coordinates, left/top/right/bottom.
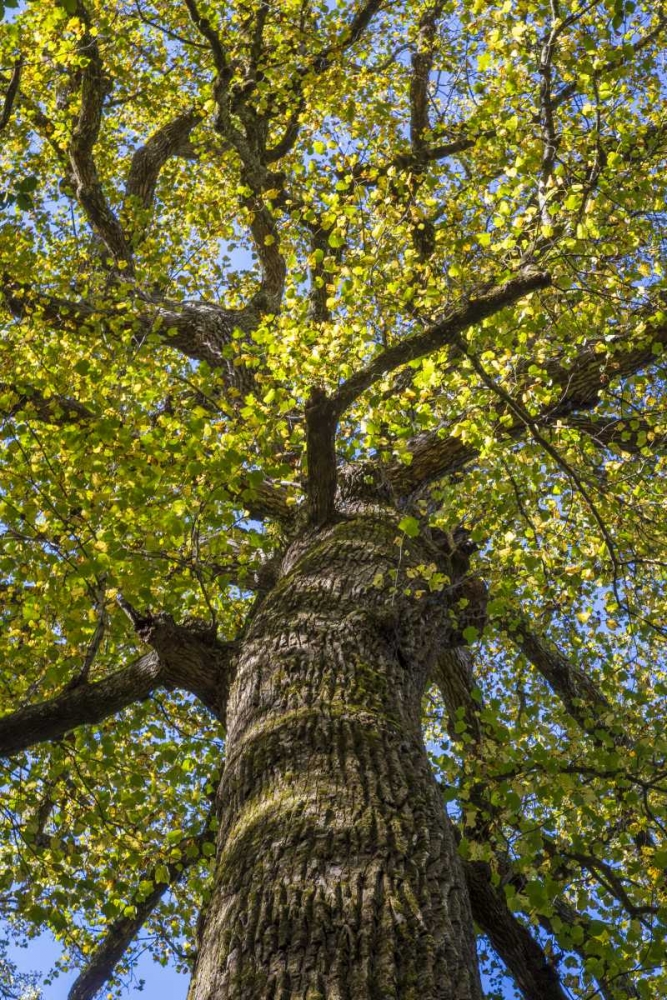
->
[[8, 930, 188, 999]]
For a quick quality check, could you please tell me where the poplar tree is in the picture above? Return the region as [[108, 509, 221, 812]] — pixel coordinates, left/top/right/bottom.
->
[[1, 1, 666, 998]]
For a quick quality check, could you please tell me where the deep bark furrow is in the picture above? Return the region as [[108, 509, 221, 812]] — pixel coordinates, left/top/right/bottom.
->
[[190, 509, 482, 999]]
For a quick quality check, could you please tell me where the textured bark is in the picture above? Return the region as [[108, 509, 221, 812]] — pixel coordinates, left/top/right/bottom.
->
[[135, 611, 235, 719], [0, 653, 162, 758], [189, 501, 483, 1000]]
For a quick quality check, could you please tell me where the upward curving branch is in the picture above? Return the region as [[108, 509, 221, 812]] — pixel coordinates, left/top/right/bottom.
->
[[331, 270, 551, 416], [0, 653, 162, 758], [302, 271, 551, 521], [67, 2, 133, 267], [67, 807, 216, 1000], [387, 310, 667, 497], [0, 614, 235, 758], [124, 109, 202, 242]]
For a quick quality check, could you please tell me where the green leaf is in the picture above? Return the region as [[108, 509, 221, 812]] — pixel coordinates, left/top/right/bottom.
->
[[154, 865, 171, 885], [398, 516, 420, 537]]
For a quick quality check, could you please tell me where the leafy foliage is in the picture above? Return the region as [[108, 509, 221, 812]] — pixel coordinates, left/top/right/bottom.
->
[[0, 0, 666, 997]]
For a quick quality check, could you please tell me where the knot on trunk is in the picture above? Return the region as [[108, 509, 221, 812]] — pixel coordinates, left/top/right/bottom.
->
[[129, 611, 235, 718], [134, 610, 216, 646], [337, 461, 395, 506]]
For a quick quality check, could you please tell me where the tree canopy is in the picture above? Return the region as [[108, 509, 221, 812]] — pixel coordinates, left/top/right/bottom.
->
[[1, 0, 667, 997]]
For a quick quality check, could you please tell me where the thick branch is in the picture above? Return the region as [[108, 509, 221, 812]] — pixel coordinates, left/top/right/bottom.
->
[[409, 1, 445, 158], [67, 811, 215, 1000], [0, 614, 235, 758], [0, 381, 94, 424], [388, 314, 667, 496], [331, 270, 551, 416], [338, 0, 385, 50], [2, 283, 255, 396], [183, 0, 229, 75], [124, 110, 202, 240], [509, 620, 611, 733], [305, 386, 338, 524], [151, 299, 256, 394], [0, 57, 22, 132], [133, 611, 235, 719], [464, 860, 568, 1000], [67, 4, 132, 266], [0, 653, 162, 758], [431, 647, 483, 744], [234, 475, 294, 523], [300, 266, 546, 519], [566, 413, 665, 456]]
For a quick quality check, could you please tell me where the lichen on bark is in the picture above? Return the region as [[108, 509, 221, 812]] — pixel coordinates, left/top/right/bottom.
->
[[189, 492, 484, 1000]]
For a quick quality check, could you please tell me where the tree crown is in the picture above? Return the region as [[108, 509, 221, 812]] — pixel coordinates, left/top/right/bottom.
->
[[1, 0, 666, 997]]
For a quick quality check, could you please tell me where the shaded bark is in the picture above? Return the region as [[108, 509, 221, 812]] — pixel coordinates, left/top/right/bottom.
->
[[305, 386, 338, 525], [68, 811, 215, 1000], [190, 500, 483, 1000], [0, 614, 233, 758], [0, 653, 162, 758], [0, 58, 22, 133], [464, 861, 568, 1000], [134, 611, 236, 719], [431, 647, 483, 744]]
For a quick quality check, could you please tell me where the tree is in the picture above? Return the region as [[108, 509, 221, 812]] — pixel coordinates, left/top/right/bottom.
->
[[0, 0, 666, 996]]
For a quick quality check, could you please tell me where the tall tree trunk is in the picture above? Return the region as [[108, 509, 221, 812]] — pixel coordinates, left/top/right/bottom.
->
[[189, 500, 483, 1000]]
